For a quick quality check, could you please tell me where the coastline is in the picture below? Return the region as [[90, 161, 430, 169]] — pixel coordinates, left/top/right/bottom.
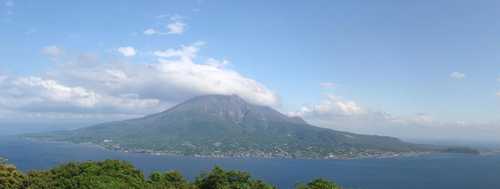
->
[[22, 136, 434, 160]]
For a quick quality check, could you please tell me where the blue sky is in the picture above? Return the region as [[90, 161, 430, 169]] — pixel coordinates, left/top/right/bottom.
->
[[1, 0, 500, 142]]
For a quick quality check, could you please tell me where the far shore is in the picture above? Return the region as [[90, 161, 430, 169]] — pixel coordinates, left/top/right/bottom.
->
[[21, 136, 477, 161]]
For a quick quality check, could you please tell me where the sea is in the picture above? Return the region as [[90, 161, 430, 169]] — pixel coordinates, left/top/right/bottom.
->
[[0, 136, 499, 189]]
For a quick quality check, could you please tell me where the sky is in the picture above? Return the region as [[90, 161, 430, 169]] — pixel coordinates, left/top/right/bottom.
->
[[1, 0, 500, 143]]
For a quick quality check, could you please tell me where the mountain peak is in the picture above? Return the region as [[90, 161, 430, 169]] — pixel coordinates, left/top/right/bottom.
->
[[184, 94, 248, 106], [168, 94, 249, 114], [149, 94, 307, 126]]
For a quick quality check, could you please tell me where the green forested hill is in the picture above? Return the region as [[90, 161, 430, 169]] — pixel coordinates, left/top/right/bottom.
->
[[0, 160, 340, 189]]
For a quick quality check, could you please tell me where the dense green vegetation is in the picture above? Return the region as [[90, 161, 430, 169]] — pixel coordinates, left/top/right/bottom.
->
[[296, 179, 341, 189], [0, 160, 341, 189], [0, 162, 25, 189]]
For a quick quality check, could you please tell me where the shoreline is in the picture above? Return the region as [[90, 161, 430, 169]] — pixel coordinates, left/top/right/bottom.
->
[[16, 136, 490, 161], [22, 136, 436, 160]]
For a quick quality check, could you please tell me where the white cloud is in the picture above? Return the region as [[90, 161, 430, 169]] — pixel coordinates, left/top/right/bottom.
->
[[320, 82, 336, 89], [41, 46, 63, 58], [143, 28, 157, 35], [166, 20, 186, 34], [496, 91, 500, 97], [152, 58, 277, 106], [0, 42, 279, 119], [143, 15, 187, 36], [289, 94, 500, 143], [289, 95, 393, 135], [290, 95, 363, 118], [450, 72, 466, 80], [205, 58, 230, 68], [117, 46, 136, 57], [153, 41, 204, 63], [291, 95, 440, 129], [0, 76, 160, 114]]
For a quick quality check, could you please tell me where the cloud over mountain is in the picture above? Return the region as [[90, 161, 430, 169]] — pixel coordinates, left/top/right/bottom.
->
[[0, 43, 279, 119]]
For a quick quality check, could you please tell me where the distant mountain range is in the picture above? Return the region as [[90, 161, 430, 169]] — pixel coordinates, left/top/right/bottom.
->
[[27, 95, 477, 159]]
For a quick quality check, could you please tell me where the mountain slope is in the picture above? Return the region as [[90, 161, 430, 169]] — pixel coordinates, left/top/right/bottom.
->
[[32, 95, 425, 159]]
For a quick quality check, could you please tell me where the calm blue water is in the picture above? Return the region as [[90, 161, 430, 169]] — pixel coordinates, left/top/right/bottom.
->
[[0, 136, 499, 189]]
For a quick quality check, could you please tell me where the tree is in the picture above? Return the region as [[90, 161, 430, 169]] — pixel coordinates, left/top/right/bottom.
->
[[0, 164, 26, 189], [195, 166, 275, 189], [26, 160, 148, 189], [148, 171, 193, 189], [0, 160, 341, 189], [295, 179, 341, 189]]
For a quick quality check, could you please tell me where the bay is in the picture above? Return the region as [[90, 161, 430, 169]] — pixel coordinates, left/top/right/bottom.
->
[[0, 136, 499, 189]]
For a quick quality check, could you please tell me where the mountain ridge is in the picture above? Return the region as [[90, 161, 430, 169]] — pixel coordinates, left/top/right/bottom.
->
[[29, 94, 432, 159]]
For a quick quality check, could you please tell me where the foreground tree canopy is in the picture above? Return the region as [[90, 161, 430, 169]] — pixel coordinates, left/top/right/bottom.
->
[[0, 159, 341, 189]]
